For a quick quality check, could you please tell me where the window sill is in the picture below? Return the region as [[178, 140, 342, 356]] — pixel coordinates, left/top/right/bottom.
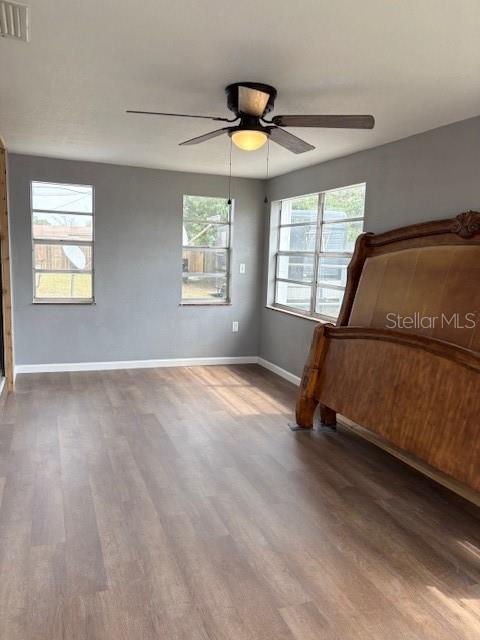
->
[[33, 300, 95, 305], [265, 304, 335, 324], [179, 302, 232, 307]]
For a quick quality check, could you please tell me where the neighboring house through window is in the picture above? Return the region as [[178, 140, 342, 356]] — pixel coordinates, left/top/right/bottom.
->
[[31, 181, 94, 303], [271, 183, 366, 320], [182, 195, 232, 304]]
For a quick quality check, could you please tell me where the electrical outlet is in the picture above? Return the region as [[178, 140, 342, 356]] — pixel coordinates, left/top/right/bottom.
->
[[232, 321, 239, 333], [239, 263, 246, 274]]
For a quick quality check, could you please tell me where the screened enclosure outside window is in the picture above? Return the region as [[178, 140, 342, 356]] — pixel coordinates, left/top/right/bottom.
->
[[182, 195, 232, 303], [273, 183, 365, 320], [31, 181, 94, 302]]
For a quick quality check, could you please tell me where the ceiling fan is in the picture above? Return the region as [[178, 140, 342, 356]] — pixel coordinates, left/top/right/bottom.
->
[[127, 82, 375, 154]]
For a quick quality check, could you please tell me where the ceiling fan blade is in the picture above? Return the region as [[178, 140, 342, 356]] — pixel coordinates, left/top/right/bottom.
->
[[126, 110, 235, 123], [271, 115, 375, 129], [268, 127, 315, 154], [238, 86, 270, 117], [179, 127, 230, 146]]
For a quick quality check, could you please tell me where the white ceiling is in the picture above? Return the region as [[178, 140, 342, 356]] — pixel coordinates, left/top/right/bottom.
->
[[1, 0, 480, 178]]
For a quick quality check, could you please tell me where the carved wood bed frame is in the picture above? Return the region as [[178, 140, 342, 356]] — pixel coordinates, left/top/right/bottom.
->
[[294, 211, 480, 493]]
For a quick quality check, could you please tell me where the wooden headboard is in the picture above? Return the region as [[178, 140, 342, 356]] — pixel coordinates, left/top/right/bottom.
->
[[339, 211, 480, 348], [294, 211, 480, 494]]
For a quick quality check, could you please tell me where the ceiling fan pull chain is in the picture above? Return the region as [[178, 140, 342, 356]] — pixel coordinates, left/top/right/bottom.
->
[[227, 138, 233, 206], [264, 139, 270, 204]]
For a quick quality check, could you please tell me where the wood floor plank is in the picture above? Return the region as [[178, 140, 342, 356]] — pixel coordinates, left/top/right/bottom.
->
[[0, 364, 477, 639], [279, 601, 335, 640], [31, 438, 65, 546], [63, 481, 108, 599], [212, 493, 311, 609]]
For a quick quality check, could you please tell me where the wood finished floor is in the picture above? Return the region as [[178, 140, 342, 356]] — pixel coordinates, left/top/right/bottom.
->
[[0, 364, 479, 639]]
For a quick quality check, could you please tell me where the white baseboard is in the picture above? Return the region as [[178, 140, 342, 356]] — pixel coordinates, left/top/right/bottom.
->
[[14, 355, 301, 386], [15, 355, 258, 375], [257, 357, 301, 386]]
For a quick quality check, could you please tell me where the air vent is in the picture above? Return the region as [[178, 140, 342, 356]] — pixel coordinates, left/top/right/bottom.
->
[[0, 1, 28, 41]]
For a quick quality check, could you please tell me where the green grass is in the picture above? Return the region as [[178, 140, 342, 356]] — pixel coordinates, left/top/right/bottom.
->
[[35, 273, 92, 299], [182, 280, 225, 300]]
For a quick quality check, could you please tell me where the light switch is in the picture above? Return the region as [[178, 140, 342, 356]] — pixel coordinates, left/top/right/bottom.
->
[[232, 321, 239, 333], [239, 263, 246, 274]]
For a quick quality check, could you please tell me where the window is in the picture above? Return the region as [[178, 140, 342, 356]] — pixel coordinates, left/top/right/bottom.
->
[[181, 195, 231, 304], [272, 183, 365, 320], [31, 181, 94, 303]]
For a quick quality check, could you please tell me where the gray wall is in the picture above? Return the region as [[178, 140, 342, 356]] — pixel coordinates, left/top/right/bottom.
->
[[260, 115, 480, 377], [8, 154, 265, 365], [8, 115, 480, 371]]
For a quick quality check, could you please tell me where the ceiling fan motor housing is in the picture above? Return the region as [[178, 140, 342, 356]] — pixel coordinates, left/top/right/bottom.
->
[[228, 114, 270, 136], [225, 82, 277, 117]]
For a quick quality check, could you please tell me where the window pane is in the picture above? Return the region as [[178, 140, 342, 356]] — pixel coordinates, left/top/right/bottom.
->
[[277, 255, 314, 283], [275, 281, 312, 313], [183, 221, 229, 248], [34, 243, 92, 271], [279, 225, 316, 251], [35, 272, 92, 299], [32, 212, 93, 242], [182, 249, 227, 275], [182, 275, 227, 301], [281, 195, 318, 224], [324, 184, 366, 221], [321, 221, 363, 253], [183, 195, 230, 223], [318, 256, 350, 287], [315, 286, 344, 318], [32, 182, 93, 213]]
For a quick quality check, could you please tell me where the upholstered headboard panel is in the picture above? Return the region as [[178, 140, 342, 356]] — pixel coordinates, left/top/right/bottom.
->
[[348, 245, 480, 350]]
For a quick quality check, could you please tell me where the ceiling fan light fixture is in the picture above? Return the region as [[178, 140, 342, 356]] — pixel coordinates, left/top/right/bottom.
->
[[128, 81, 375, 154], [231, 129, 268, 151]]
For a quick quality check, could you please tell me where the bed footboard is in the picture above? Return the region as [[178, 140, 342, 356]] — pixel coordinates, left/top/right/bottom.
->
[[295, 326, 480, 492]]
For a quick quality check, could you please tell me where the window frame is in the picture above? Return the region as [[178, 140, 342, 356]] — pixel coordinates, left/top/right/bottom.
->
[[181, 195, 233, 305], [273, 184, 365, 321], [31, 181, 95, 304]]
